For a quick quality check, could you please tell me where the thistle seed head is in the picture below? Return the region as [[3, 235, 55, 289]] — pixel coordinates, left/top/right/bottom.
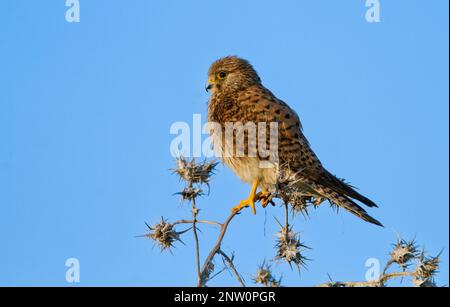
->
[[414, 251, 440, 281], [275, 226, 309, 270], [389, 238, 418, 269], [176, 187, 204, 202], [253, 262, 281, 287], [174, 158, 218, 186], [144, 218, 185, 252]]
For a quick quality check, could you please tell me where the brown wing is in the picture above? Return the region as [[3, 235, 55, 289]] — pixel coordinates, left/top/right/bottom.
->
[[232, 85, 323, 171]]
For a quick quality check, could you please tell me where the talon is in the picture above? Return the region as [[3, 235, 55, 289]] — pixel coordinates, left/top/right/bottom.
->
[[261, 197, 273, 208], [256, 190, 273, 208], [232, 197, 257, 215]]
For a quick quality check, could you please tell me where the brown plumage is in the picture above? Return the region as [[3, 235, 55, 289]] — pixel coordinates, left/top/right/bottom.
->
[[206, 56, 382, 226]]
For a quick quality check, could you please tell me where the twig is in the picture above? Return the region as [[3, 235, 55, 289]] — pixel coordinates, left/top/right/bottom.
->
[[173, 220, 222, 227], [199, 211, 238, 285], [284, 202, 289, 241], [218, 250, 246, 287], [191, 194, 202, 287], [316, 271, 414, 287]]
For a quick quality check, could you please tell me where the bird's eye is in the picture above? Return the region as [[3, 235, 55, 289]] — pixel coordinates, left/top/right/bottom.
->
[[217, 71, 227, 79]]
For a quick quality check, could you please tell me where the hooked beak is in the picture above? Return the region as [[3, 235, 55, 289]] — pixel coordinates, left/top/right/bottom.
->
[[205, 78, 214, 92]]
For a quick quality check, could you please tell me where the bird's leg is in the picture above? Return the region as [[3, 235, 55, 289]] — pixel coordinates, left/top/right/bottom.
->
[[232, 179, 260, 215], [256, 188, 273, 208]]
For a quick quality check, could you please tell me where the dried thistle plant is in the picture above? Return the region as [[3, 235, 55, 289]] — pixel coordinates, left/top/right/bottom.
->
[[275, 169, 311, 216], [274, 168, 328, 218], [174, 158, 218, 189], [176, 187, 204, 202], [318, 237, 442, 287], [143, 218, 188, 252], [253, 262, 281, 287], [413, 251, 441, 286], [388, 237, 418, 270], [274, 225, 309, 270], [173, 158, 219, 286], [141, 158, 444, 288]]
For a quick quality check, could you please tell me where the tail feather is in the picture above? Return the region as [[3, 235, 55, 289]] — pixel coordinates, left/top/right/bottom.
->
[[307, 180, 383, 227], [321, 170, 378, 208]]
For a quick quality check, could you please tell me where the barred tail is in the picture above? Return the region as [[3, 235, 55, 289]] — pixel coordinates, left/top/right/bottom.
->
[[309, 181, 383, 227]]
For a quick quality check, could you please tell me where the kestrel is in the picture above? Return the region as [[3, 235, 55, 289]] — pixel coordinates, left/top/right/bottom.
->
[[206, 56, 382, 226]]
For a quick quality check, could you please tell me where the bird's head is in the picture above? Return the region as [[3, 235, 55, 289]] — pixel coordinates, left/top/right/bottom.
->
[[206, 56, 261, 94]]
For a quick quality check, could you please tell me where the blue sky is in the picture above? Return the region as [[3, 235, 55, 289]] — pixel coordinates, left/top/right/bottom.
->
[[0, 0, 448, 286]]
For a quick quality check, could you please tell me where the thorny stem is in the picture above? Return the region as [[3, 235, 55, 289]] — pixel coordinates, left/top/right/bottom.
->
[[218, 250, 246, 287], [382, 259, 395, 275], [199, 211, 239, 286], [284, 202, 289, 241], [190, 182, 202, 287], [316, 271, 414, 287], [173, 220, 222, 227]]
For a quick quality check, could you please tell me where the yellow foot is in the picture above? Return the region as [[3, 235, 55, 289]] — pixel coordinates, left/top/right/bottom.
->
[[232, 196, 257, 215], [257, 190, 273, 208], [231, 179, 260, 215]]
